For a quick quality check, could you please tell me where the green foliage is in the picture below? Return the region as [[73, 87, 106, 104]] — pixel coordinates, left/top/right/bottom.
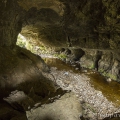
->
[[88, 63, 95, 69], [16, 41, 26, 48], [17, 34, 51, 54], [16, 34, 26, 48], [39, 46, 47, 52], [54, 53, 67, 60]]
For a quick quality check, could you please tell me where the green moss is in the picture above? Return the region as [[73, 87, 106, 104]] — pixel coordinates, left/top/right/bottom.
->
[[16, 34, 26, 48], [88, 63, 95, 69], [16, 42, 25, 48], [17, 33, 51, 54], [16, 40, 26, 48], [54, 53, 67, 60], [39, 46, 46, 51], [98, 69, 104, 73], [99, 69, 117, 80], [98, 67, 117, 80], [106, 73, 117, 80]]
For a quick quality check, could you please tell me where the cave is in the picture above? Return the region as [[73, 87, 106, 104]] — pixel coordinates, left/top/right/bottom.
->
[[1, 0, 120, 120]]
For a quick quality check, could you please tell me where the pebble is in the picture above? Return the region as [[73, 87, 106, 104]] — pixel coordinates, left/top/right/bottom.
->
[[107, 78, 112, 82], [75, 68, 79, 70], [64, 72, 69, 75], [43, 67, 120, 120]]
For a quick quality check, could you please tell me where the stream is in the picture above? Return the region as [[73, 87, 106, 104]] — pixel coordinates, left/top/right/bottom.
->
[[43, 58, 120, 120]]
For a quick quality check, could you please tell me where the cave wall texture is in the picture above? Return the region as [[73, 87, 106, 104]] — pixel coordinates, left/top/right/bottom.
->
[[0, 0, 24, 46], [19, 0, 120, 49], [1, 0, 120, 48], [0, 0, 120, 81]]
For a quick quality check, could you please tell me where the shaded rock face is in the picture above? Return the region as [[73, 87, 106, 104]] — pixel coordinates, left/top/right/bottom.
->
[[0, 46, 50, 88], [0, 0, 24, 46], [79, 49, 120, 81], [98, 51, 120, 81], [0, 103, 27, 120], [80, 50, 100, 69], [17, 0, 120, 49], [0, 46, 65, 119], [1, 1, 120, 47]]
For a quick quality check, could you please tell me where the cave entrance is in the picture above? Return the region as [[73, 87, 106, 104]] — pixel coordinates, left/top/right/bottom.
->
[[16, 33, 26, 48], [16, 33, 47, 55]]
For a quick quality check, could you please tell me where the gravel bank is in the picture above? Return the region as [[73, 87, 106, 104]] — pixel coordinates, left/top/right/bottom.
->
[[43, 67, 120, 120]]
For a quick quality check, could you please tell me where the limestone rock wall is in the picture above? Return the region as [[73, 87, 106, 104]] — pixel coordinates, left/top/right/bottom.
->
[[0, 0, 24, 46], [17, 0, 120, 49], [1, 0, 120, 48], [80, 49, 120, 81], [1, 0, 120, 49]]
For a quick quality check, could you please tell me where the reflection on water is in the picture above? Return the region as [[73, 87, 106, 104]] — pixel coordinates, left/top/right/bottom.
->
[[88, 73, 120, 107], [44, 58, 120, 107], [44, 58, 81, 73]]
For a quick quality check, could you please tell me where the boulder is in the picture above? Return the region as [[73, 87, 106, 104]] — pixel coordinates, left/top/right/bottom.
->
[[26, 92, 83, 120]]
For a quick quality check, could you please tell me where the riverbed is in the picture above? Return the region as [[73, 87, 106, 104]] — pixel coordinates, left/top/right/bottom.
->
[[43, 58, 120, 120]]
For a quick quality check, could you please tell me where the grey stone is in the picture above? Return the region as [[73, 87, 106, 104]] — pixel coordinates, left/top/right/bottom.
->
[[26, 92, 83, 120]]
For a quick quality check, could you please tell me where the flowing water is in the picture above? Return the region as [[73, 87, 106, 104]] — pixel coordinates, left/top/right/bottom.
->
[[44, 58, 120, 107]]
